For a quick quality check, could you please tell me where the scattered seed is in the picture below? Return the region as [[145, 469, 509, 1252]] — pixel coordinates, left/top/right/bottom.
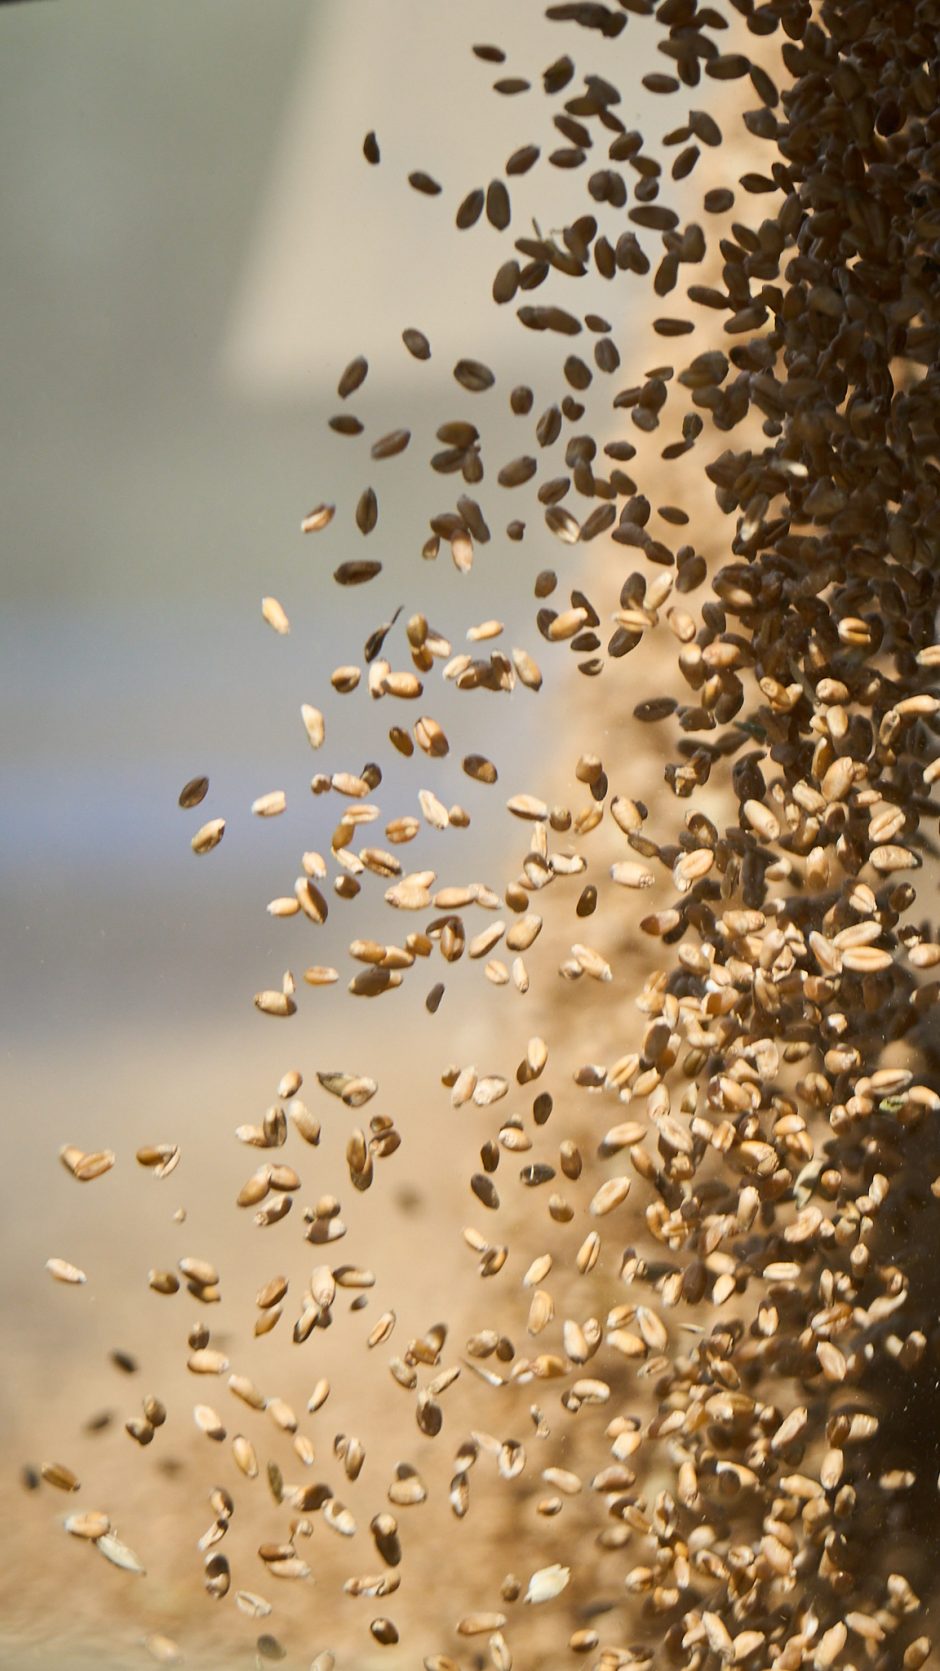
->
[[261, 597, 290, 635], [178, 775, 208, 809], [402, 327, 431, 360], [46, 1257, 87, 1285], [97, 1532, 146, 1575]]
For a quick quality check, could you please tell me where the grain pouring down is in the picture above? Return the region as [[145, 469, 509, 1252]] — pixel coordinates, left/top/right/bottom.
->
[[27, 1, 940, 1667]]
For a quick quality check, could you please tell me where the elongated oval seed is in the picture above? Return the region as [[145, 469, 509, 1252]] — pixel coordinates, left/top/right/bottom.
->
[[42, 1462, 80, 1491], [371, 428, 411, 460], [192, 818, 224, 854], [65, 1511, 111, 1541], [46, 1257, 87, 1285], [402, 327, 430, 359], [97, 1533, 146, 1575], [337, 356, 367, 399], [456, 189, 484, 228], [261, 597, 290, 635], [611, 860, 654, 889], [301, 705, 325, 748], [590, 1177, 631, 1216], [252, 790, 286, 818], [301, 503, 335, 533], [356, 488, 378, 534], [178, 775, 208, 808], [454, 358, 495, 392]]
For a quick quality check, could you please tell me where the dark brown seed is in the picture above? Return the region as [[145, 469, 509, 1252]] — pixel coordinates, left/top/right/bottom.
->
[[471, 1174, 500, 1210], [704, 187, 734, 213], [356, 488, 378, 534], [519, 258, 549, 290], [337, 355, 368, 399], [576, 886, 597, 917], [549, 147, 586, 170], [453, 359, 495, 393], [388, 726, 414, 758], [472, 43, 505, 63], [750, 63, 778, 107], [486, 180, 511, 230], [370, 1619, 399, 1647], [334, 562, 382, 587], [560, 1141, 582, 1179], [687, 285, 727, 310], [536, 406, 562, 447], [634, 696, 676, 722], [740, 172, 777, 195], [426, 983, 444, 1015], [498, 456, 537, 488], [455, 189, 485, 230], [492, 261, 520, 304], [630, 205, 679, 231], [362, 131, 380, 165], [672, 145, 699, 180], [463, 755, 498, 784], [179, 776, 208, 810], [363, 613, 399, 662], [563, 355, 592, 390], [506, 145, 539, 176], [689, 109, 722, 146], [520, 1163, 555, 1187], [556, 114, 590, 148], [370, 429, 411, 461], [543, 55, 574, 93], [408, 171, 441, 196], [510, 386, 533, 415], [437, 421, 478, 447], [493, 77, 529, 95], [402, 327, 431, 360], [457, 496, 490, 542], [705, 53, 751, 80], [580, 504, 616, 541], [329, 414, 363, 436]]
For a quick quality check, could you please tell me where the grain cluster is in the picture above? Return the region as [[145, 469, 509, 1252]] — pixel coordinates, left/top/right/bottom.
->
[[27, 1, 940, 1667]]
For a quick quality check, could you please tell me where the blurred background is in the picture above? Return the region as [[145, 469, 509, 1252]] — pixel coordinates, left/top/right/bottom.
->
[[0, 3, 752, 1666]]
